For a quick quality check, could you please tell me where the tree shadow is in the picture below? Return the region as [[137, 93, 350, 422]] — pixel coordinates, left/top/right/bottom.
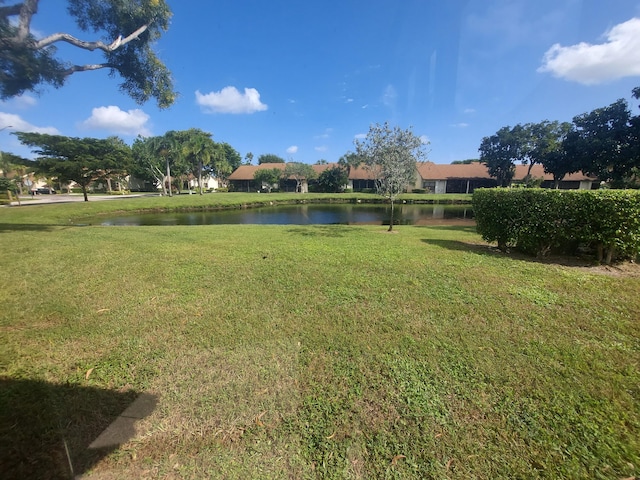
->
[[420, 237, 610, 269], [0, 223, 59, 233], [420, 237, 502, 258], [286, 225, 366, 238], [0, 377, 157, 479]]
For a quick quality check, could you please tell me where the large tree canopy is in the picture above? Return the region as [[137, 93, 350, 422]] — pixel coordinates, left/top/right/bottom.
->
[[15, 132, 131, 201], [0, 0, 175, 108], [479, 125, 528, 187], [564, 98, 635, 187]]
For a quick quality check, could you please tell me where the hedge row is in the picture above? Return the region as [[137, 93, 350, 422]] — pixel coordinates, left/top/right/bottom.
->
[[472, 189, 640, 264]]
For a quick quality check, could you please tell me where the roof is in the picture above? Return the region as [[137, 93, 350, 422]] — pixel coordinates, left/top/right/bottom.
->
[[227, 161, 598, 182], [227, 162, 339, 181], [417, 162, 597, 182]]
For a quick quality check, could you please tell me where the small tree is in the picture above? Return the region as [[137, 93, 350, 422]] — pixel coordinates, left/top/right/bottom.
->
[[253, 168, 281, 192], [258, 153, 286, 164], [317, 165, 348, 192], [283, 162, 317, 193], [355, 122, 426, 231]]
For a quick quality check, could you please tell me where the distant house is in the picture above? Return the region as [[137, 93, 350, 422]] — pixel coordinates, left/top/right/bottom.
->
[[227, 161, 599, 194], [228, 163, 340, 192], [416, 162, 598, 194]]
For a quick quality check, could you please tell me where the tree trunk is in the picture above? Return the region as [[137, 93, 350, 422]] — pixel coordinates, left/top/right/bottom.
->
[[388, 200, 395, 232], [82, 185, 88, 202], [106, 177, 112, 193], [165, 157, 172, 197], [198, 161, 203, 195]]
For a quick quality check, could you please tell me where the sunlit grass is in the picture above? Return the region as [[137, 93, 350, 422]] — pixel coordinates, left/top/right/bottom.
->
[[1, 197, 639, 478]]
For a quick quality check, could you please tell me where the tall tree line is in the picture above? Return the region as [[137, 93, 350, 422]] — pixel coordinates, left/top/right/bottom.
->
[[12, 129, 242, 200], [479, 87, 640, 188]]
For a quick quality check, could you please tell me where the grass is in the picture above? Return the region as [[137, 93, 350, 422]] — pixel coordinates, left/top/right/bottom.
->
[[1, 194, 639, 479]]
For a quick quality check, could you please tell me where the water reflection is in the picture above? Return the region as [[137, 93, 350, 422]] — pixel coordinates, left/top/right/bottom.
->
[[95, 204, 474, 226]]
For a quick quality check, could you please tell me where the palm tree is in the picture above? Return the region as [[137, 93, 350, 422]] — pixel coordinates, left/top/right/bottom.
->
[[180, 129, 218, 195], [150, 131, 182, 197]]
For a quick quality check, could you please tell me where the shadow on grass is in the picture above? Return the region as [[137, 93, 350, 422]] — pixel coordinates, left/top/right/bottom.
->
[[286, 225, 366, 238], [421, 237, 613, 269], [0, 378, 157, 479], [421, 237, 501, 257], [0, 223, 59, 233]]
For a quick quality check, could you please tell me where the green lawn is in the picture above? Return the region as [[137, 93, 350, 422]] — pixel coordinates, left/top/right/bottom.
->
[[1, 195, 639, 479]]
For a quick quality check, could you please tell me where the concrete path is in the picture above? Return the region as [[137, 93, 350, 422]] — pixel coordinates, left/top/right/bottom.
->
[[7, 193, 160, 206]]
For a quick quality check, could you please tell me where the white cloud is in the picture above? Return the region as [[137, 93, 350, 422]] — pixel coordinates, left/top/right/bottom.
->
[[315, 146, 328, 153], [463, 108, 476, 114], [345, 98, 354, 103], [539, 17, 640, 84], [314, 128, 333, 140], [354, 133, 367, 139], [0, 112, 59, 134], [82, 106, 151, 136], [286, 145, 298, 154], [382, 84, 397, 108], [196, 87, 268, 114], [420, 135, 430, 145], [450, 123, 469, 128]]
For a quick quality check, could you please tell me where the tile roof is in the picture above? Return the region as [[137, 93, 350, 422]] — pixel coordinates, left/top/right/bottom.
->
[[228, 161, 597, 182], [227, 162, 339, 181], [417, 162, 596, 182]]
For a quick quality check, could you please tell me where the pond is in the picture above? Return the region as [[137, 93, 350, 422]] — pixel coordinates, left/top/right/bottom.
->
[[94, 203, 474, 226]]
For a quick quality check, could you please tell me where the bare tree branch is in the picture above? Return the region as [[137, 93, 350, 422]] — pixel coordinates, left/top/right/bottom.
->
[[0, 3, 24, 19], [64, 63, 111, 76], [17, 0, 37, 41], [35, 24, 148, 51]]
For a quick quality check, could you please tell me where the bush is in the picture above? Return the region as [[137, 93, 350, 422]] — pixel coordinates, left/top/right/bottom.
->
[[472, 189, 640, 263], [412, 188, 427, 194], [214, 187, 228, 193]]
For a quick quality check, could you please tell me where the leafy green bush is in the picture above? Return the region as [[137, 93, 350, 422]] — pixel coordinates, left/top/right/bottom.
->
[[473, 189, 640, 263], [412, 188, 427, 194]]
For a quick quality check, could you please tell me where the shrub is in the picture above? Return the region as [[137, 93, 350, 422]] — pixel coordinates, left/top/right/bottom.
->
[[412, 188, 427, 194], [472, 189, 640, 263]]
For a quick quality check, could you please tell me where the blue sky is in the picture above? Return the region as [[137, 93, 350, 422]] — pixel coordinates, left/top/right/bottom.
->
[[3, 0, 640, 164]]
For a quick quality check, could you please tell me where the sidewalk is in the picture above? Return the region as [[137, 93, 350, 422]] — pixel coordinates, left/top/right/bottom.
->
[[7, 193, 160, 206]]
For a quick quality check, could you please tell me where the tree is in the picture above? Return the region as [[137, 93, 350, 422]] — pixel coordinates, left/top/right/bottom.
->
[[316, 165, 348, 192], [180, 129, 218, 195], [283, 162, 317, 193], [253, 168, 281, 193], [564, 99, 634, 187], [15, 132, 130, 201], [315, 159, 328, 165], [0, 0, 175, 108], [258, 153, 285, 164], [244, 152, 254, 165], [355, 122, 426, 231], [150, 131, 184, 196], [216, 142, 241, 184], [131, 135, 165, 193], [451, 159, 480, 164], [338, 152, 362, 175], [479, 125, 527, 187]]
